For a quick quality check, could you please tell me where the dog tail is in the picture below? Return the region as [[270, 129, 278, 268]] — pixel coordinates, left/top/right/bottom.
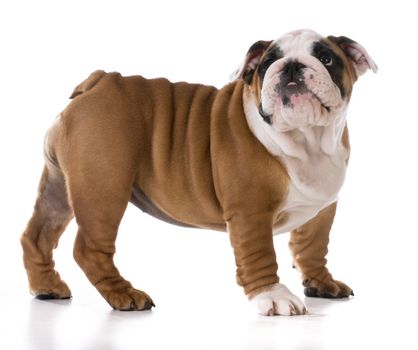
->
[[69, 70, 106, 99], [43, 70, 107, 170]]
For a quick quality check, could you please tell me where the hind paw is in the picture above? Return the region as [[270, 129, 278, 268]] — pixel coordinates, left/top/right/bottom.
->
[[102, 288, 155, 311], [31, 279, 72, 300]]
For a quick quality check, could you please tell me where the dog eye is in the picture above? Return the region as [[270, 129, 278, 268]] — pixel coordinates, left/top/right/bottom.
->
[[262, 58, 275, 67], [319, 53, 333, 66], [258, 59, 276, 78]]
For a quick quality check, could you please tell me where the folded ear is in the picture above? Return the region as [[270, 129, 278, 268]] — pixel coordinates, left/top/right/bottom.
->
[[230, 40, 272, 83], [328, 36, 378, 77]]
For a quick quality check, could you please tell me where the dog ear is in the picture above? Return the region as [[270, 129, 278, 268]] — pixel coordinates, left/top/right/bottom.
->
[[328, 36, 378, 77], [230, 40, 272, 83]]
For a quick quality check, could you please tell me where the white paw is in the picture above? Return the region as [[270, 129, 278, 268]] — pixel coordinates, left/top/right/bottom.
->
[[251, 283, 307, 316]]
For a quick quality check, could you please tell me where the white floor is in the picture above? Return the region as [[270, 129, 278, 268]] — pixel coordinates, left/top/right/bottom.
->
[[2, 208, 417, 350], [4, 290, 398, 350], [3, 270, 417, 350]]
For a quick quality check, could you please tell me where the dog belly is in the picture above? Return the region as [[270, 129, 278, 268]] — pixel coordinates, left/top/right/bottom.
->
[[131, 184, 226, 232], [130, 186, 197, 228]]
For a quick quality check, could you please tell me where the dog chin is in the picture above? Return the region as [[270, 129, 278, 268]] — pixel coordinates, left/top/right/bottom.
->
[[272, 92, 333, 131]]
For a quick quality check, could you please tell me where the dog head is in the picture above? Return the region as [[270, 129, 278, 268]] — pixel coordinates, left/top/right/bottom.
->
[[233, 29, 377, 132]]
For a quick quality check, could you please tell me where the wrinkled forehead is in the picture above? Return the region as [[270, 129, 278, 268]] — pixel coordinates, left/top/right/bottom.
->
[[271, 29, 324, 55]]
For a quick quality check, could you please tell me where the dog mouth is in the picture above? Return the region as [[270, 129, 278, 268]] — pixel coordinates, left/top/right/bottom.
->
[[305, 89, 331, 113], [301, 91, 331, 113], [259, 83, 331, 123], [276, 82, 331, 112]]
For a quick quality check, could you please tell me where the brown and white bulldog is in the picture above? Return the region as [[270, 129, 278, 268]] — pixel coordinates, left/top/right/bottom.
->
[[21, 29, 377, 316]]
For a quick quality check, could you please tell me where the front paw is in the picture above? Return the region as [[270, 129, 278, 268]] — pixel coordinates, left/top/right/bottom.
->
[[251, 283, 307, 316], [303, 278, 353, 298]]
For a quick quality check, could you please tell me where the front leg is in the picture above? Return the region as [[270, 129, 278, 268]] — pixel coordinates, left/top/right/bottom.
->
[[289, 202, 353, 298], [228, 211, 306, 316]]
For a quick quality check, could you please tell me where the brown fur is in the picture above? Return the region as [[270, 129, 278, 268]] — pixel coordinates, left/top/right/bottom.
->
[[289, 203, 352, 298], [325, 37, 358, 98], [21, 69, 352, 310]]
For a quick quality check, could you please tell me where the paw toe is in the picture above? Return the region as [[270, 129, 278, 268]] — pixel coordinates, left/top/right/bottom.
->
[[31, 280, 72, 300], [303, 279, 353, 299], [252, 283, 307, 316], [35, 293, 72, 300], [107, 288, 155, 311]]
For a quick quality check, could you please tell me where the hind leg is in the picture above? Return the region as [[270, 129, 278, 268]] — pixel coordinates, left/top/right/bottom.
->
[[66, 155, 154, 311], [21, 165, 73, 299]]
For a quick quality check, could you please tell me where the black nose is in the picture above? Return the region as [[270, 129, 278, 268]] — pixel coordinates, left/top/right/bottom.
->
[[282, 61, 306, 83]]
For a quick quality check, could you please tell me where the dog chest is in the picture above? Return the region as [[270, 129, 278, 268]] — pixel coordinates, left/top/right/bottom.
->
[[273, 152, 347, 234]]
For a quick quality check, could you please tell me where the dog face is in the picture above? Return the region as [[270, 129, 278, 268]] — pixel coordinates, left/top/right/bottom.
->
[[234, 29, 377, 132]]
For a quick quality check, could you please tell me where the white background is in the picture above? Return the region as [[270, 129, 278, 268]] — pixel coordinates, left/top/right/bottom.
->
[[1, 0, 417, 349]]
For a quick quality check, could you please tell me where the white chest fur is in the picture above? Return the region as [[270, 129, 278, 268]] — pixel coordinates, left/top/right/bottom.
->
[[274, 144, 347, 234], [244, 96, 349, 234]]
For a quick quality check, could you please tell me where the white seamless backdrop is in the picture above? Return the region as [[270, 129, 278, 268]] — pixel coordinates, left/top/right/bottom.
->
[[1, 1, 417, 349]]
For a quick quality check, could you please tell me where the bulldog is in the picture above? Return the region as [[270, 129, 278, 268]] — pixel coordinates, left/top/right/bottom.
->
[[21, 29, 377, 316]]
